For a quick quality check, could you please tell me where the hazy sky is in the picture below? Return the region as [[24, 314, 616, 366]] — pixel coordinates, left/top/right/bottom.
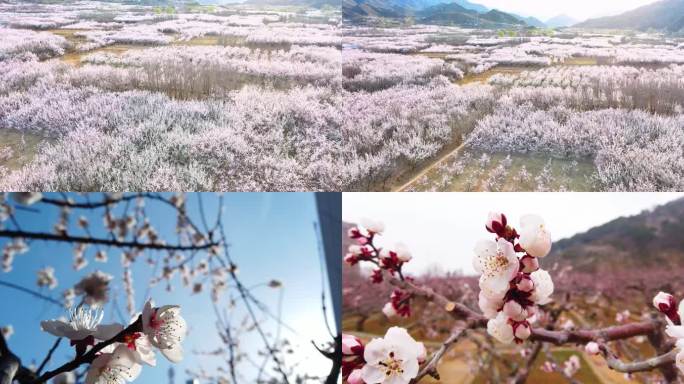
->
[[343, 192, 684, 276], [473, 0, 661, 21]]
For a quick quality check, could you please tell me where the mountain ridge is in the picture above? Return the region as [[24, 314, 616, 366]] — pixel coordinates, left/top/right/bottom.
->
[[575, 0, 684, 31], [545, 197, 684, 273]]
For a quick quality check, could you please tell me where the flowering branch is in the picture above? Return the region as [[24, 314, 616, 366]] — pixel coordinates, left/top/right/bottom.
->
[[389, 274, 662, 344], [343, 214, 682, 384], [31, 316, 143, 384]]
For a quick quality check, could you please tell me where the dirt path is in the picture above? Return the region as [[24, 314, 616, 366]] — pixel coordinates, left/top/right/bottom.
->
[[393, 142, 467, 192]]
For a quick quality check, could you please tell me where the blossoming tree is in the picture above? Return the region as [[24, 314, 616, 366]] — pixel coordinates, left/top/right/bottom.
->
[[342, 214, 681, 383], [0, 193, 338, 384]]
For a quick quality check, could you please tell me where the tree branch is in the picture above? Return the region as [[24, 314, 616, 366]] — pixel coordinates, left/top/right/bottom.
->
[[0, 230, 218, 252], [388, 276, 663, 346], [0, 280, 62, 307], [597, 343, 677, 374], [411, 327, 468, 383]]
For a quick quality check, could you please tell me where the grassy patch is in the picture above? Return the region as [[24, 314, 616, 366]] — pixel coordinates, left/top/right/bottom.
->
[[0, 130, 50, 171], [408, 150, 596, 192]]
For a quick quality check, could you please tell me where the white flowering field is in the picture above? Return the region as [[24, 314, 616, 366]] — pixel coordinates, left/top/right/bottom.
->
[[0, 0, 344, 191], [1, 1, 683, 191], [342, 26, 684, 192]]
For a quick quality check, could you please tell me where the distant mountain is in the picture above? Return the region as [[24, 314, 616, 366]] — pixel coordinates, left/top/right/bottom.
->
[[545, 14, 578, 28], [452, 0, 488, 13], [545, 198, 684, 273], [245, 0, 340, 7], [417, 4, 525, 27], [343, 0, 411, 20], [575, 0, 684, 32], [515, 15, 545, 28]]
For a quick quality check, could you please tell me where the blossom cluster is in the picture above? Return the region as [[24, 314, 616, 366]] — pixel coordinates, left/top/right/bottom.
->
[[474, 213, 554, 344], [345, 219, 416, 318], [40, 300, 186, 384]]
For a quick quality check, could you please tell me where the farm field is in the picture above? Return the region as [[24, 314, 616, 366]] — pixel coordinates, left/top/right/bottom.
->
[[1, 0, 683, 191], [342, 25, 684, 191], [0, 0, 343, 190]]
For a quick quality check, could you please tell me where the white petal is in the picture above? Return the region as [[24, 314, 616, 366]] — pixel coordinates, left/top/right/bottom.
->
[[400, 358, 419, 381], [111, 345, 142, 382], [487, 312, 514, 344], [530, 269, 554, 305], [134, 335, 157, 366], [93, 324, 124, 341], [160, 343, 183, 363], [473, 240, 497, 274], [142, 300, 154, 334], [363, 338, 389, 365], [666, 325, 684, 340], [361, 365, 386, 384]]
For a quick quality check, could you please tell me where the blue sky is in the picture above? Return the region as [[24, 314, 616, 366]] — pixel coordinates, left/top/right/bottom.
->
[[0, 193, 335, 383]]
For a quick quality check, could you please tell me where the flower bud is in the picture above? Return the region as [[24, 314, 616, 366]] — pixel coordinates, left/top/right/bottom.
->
[[347, 369, 364, 384], [342, 334, 363, 355], [516, 276, 534, 292], [519, 215, 551, 258], [393, 243, 412, 262], [486, 212, 507, 234], [520, 255, 539, 273], [503, 301, 527, 322], [382, 302, 397, 318], [653, 292, 675, 312], [585, 342, 600, 355], [347, 227, 363, 239], [514, 322, 531, 340], [653, 292, 681, 325]]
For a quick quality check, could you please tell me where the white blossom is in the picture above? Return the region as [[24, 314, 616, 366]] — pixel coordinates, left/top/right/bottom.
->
[[361, 327, 423, 384], [85, 344, 142, 384], [142, 300, 187, 363], [41, 305, 122, 341], [473, 238, 519, 299]]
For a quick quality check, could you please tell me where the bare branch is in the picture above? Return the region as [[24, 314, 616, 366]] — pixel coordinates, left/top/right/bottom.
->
[[411, 327, 468, 383], [597, 343, 677, 374], [0, 230, 218, 252]]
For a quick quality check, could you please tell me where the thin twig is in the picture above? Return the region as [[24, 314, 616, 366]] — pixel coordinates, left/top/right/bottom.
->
[[36, 338, 61, 375]]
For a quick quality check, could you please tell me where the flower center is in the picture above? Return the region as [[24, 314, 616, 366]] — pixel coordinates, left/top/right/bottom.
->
[[123, 332, 142, 350], [483, 249, 509, 277], [379, 351, 404, 377], [149, 311, 164, 330]]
